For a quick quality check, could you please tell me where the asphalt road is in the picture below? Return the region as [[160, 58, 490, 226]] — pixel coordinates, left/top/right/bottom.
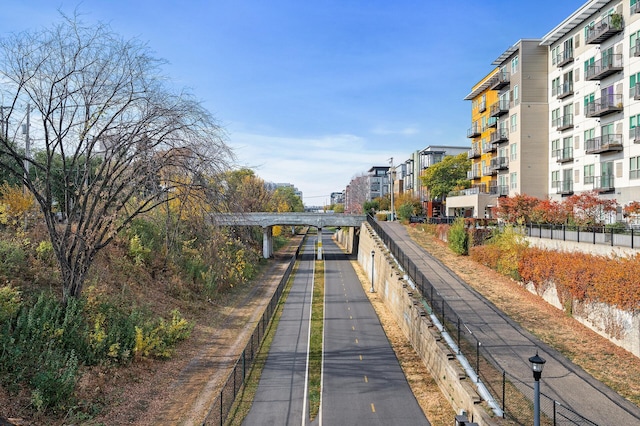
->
[[243, 232, 430, 426], [380, 221, 640, 425], [320, 233, 429, 426]]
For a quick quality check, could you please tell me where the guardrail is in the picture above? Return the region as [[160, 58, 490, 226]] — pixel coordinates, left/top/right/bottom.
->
[[202, 241, 301, 425], [367, 215, 597, 425]]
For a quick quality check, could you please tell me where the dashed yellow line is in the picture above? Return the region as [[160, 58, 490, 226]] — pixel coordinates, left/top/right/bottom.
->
[[371, 403, 376, 413], [364, 375, 368, 383], [359, 354, 363, 361]]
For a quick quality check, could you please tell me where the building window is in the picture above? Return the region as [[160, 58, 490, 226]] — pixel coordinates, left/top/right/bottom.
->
[[631, 114, 640, 129], [552, 77, 560, 96], [583, 57, 594, 74], [510, 172, 518, 190], [583, 93, 594, 113], [631, 73, 640, 98], [631, 156, 640, 180], [510, 114, 517, 132], [510, 143, 517, 161], [511, 56, 519, 74], [513, 85, 519, 105], [584, 22, 594, 40], [551, 46, 560, 65], [551, 170, 559, 188], [584, 164, 595, 184]]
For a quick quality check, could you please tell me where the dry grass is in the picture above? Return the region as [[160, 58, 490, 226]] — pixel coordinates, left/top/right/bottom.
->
[[405, 224, 640, 408]]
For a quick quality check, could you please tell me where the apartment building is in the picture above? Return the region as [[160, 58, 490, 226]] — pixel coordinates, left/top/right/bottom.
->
[[450, 40, 549, 218], [399, 145, 467, 210], [542, 0, 640, 210]]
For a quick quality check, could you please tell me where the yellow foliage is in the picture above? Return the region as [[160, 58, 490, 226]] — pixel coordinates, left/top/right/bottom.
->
[[0, 182, 35, 228]]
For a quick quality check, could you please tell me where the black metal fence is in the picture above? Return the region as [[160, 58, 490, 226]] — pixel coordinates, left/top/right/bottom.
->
[[423, 217, 640, 250], [524, 222, 640, 249], [202, 245, 300, 426], [368, 216, 596, 425]]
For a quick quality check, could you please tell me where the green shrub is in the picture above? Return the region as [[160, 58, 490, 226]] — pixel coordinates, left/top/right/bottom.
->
[[128, 234, 151, 266], [0, 285, 21, 324], [448, 218, 469, 255], [0, 239, 26, 277]]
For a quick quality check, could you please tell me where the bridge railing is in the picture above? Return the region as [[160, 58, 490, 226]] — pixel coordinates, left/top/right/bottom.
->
[[367, 215, 596, 425]]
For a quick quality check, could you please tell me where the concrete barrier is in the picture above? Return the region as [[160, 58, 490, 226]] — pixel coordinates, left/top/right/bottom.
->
[[351, 224, 497, 425]]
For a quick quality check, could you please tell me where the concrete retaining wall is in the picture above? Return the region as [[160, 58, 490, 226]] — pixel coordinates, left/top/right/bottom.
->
[[353, 224, 497, 425]]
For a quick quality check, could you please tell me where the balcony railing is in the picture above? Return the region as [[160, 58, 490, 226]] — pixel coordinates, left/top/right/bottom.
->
[[585, 54, 623, 80], [483, 165, 496, 176], [594, 175, 614, 192], [467, 169, 481, 180], [467, 147, 481, 159], [490, 128, 509, 144], [467, 125, 481, 138], [631, 40, 640, 57], [497, 185, 509, 196], [555, 48, 574, 67], [634, 2, 640, 14], [488, 71, 510, 91], [482, 141, 496, 154], [484, 117, 497, 130], [552, 114, 574, 131], [586, 13, 624, 44], [630, 127, 640, 143], [478, 100, 486, 113], [490, 156, 509, 171], [490, 100, 510, 117], [585, 94, 623, 117], [585, 134, 623, 154], [554, 81, 573, 99], [632, 83, 640, 100], [554, 180, 574, 195], [553, 146, 574, 163]]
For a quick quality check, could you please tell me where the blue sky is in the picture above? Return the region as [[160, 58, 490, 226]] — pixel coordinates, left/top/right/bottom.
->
[[2, 1, 584, 205]]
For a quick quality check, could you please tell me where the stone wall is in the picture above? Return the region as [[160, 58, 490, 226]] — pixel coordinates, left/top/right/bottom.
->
[[350, 224, 497, 425]]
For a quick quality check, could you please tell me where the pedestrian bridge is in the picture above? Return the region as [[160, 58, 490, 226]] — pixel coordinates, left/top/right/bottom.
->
[[212, 212, 367, 258]]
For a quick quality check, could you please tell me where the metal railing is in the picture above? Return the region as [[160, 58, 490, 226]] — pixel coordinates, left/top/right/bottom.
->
[[202, 244, 300, 425], [525, 222, 640, 249], [367, 215, 597, 425]]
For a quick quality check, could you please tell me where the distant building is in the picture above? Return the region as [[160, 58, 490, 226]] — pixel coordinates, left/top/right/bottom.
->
[[265, 182, 303, 200], [330, 191, 345, 205]]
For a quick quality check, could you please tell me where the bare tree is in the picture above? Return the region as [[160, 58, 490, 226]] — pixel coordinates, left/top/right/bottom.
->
[[0, 15, 233, 302], [345, 173, 369, 214]]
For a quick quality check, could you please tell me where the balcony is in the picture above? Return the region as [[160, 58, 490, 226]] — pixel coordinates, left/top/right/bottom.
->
[[552, 114, 573, 131], [585, 94, 623, 117], [585, 54, 623, 80], [478, 100, 486, 113], [555, 48, 574, 68], [490, 100, 510, 117], [632, 40, 640, 57], [631, 127, 640, 143], [483, 165, 497, 176], [585, 134, 623, 154], [485, 117, 497, 130], [467, 147, 481, 159], [586, 14, 623, 44], [467, 125, 481, 138], [553, 147, 574, 163], [554, 81, 573, 99], [634, 2, 640, 14], [490, 128, 509, 144], [632, 83, 640, 100], [467, 169, 481, 180], [555, 180, 574, 195], [490, 156, 509, 171], [482, 141, 496, 154], [497, 185, 509, 197], [594, 175, 615, 193], [488, 71, 510, 91]]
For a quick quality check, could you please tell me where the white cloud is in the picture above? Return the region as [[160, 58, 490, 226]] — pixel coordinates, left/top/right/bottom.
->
[[228, 131, 397, 205]]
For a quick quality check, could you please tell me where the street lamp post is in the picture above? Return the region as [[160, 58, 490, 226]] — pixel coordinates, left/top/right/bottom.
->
[[529, 351, 547, 426], [370, 250, 375, 293]]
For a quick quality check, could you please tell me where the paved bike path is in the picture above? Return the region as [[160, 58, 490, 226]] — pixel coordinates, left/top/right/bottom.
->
[[380, 221, 640, 425], [242, 238, 315, 426], [321, 235, 429, 426]]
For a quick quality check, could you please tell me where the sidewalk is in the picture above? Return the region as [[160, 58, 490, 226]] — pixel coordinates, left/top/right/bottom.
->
[[380, 221, 640, 425]]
